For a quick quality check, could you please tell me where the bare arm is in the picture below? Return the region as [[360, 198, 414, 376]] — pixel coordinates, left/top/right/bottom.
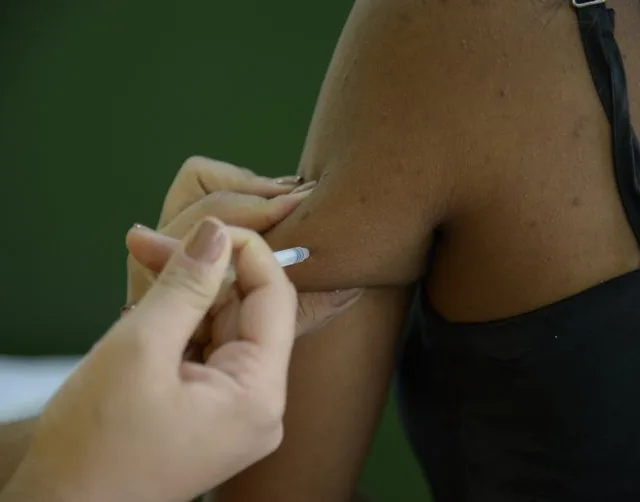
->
[[213, 1, 462, 501], [264, 0, 458, 291], [0, 419, 36, 491], [215, 288, 410, 502]]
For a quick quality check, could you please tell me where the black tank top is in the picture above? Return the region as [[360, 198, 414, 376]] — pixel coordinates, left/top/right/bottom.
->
[[396, 3, 640, 501]]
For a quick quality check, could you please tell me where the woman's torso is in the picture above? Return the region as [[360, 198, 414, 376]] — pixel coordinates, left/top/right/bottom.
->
[[398, 1, 640, 500]]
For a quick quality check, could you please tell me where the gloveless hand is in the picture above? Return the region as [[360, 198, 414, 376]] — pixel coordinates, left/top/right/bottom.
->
[[2, 220, 297, 502], [127, 156, 362, 344]]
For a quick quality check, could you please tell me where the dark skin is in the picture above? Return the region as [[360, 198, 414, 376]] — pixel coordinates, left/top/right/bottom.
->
[[5, 3, 638, 501], [217, 0, 640, 500]]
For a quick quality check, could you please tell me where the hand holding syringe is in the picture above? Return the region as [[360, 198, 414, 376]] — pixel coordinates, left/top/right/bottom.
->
[[126, 244, 310, 359], [126, 246, 310, 315], [195, 246, 310, 360]]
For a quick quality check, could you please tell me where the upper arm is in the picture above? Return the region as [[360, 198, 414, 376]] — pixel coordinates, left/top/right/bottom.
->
[[214, 1, 465, 500], [264, 0, 461, 290]]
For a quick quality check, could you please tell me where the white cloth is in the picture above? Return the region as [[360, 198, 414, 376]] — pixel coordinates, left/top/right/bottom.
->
[[0, 355, 81, 421]]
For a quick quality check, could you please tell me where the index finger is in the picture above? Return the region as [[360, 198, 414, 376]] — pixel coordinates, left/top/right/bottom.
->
[[227, 227, 298, 374], [159, 156, 300, 227]]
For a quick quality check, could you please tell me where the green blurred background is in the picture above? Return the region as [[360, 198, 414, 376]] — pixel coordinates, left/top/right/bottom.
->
[[0, 1, 429, 499]]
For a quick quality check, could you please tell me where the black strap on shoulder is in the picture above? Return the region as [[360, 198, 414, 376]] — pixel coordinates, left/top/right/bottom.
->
[[573, 0, 640, 244]]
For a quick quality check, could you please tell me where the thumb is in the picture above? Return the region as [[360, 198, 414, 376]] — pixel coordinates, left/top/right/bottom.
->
[[295, 289, 363, 336], [130, 217, 232, 356]]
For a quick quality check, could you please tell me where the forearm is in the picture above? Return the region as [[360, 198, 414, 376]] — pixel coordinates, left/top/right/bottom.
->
[[213, 287, 411, 502], [0, 460, 87, 502], [0, 418, 36, 491]]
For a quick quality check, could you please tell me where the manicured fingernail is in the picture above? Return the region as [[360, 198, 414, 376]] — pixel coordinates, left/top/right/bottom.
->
[[186, 219, 226, 263], [131, 223, 149, 231], [330, 289, 363, 308], [274, 175, 304, 185], [120, 303, 136, 316], [290, 180, 317, 194]]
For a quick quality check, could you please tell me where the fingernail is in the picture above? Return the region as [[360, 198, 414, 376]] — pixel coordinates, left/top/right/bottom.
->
[[120, 303, 136, 316], [131, 223, 150, 231], [290, 180, 317, 194], [274, 175, 304, 185], [186, 219, 226, 263], [329, 288, 363, 308]]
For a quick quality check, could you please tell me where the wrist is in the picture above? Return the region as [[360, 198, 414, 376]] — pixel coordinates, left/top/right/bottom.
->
[[0, 418, 37, 491], [0, 458, 95, 502]]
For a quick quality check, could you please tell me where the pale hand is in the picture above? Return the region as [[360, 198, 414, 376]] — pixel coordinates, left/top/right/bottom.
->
[[127, 156, 362, 343], [2, 220, 297, 502]]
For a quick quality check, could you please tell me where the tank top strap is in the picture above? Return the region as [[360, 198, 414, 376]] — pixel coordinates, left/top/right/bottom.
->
[[573, 1, 640, 245]]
